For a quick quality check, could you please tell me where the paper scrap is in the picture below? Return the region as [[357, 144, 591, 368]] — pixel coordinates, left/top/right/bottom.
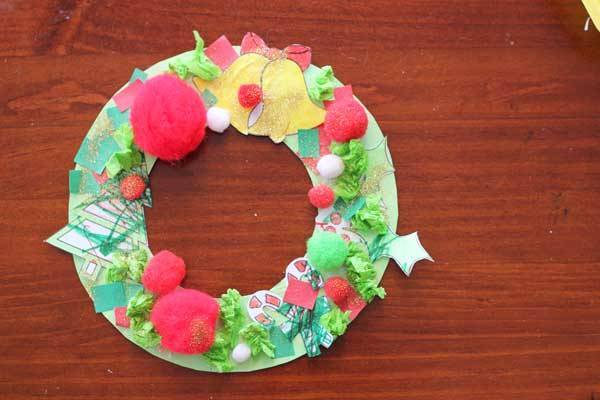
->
[[298, 128, 320, 158], [78, 257, 103, 282], [269, 325, 295, 358], [205, 35, 238, 70], [129, 68, 148, 83], [202, 89, 218, 108], [278, 297, 333, 357], [369, 231, 433, 276], [106, 107, 130, 129], [74, 135, 121, 174], [114, 306, 130, 327], [46, 197, 148, 262], [91, 282, 127, 313], [69, 169, 101, 195], [113, 79, 144, 112], [333, 196, 366, 221], [283, 275, 318, 310], [342, 291, 367, 320], [125, 282, 144, 300], [247, 290, 283, 326]]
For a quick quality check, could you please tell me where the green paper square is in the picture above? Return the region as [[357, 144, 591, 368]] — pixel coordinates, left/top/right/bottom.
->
[[129, 68, 147, 83], [91, 282, 127, 313], [270, 326, 296, 358], [125, 283, 144, 300], [106, 107, 130, 129], [298, 128, 320, 158], [202, 89, 218, 108], [69, 169, 100, 195], [75, 135, 121, 174], [343, 196, 366, 220], [333, 196, 366, 220]]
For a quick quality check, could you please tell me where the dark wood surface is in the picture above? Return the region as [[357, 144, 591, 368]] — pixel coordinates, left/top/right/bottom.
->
[[2, 1, 600, 399]]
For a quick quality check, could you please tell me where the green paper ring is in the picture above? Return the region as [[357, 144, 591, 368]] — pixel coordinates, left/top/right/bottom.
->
[[62, 46, 399, 372]]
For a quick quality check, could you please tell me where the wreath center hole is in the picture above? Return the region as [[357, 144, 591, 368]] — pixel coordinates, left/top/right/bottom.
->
[[146, 130, 314, 296]]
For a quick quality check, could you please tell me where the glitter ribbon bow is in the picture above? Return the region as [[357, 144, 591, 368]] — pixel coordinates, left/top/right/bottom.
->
[[278, 296, 334, 357], [240, 32, 312, 71]]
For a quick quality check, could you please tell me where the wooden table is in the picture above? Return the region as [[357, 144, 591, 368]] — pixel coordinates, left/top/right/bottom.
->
[[2, 1, 600, 399]]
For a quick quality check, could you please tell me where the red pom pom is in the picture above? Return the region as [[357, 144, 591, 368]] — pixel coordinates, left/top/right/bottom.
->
[[141, 250, 186, 295], [238, 84, 262, 108], [324, 276, 354, 305], [324, 276, 366, 319], [323, 99, 368, 143], [308, 184, 335, 208], [131, 74, 207, 161], [119, 174, 146, 201], [150, 289, 219, 354]]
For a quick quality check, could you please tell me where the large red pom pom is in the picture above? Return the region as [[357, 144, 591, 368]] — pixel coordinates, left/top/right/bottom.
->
[[141, 250, 186, 295], [131, 74, 207, 161], [308, 184, 335, 208], [150, 289, 219, 354], [323, 99, 368, 143]]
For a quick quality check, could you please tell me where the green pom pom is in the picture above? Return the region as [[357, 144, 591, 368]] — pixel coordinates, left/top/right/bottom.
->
[[307, 231, 349, 272]]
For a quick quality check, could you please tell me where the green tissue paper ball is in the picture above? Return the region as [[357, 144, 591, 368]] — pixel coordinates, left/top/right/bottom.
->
[[307, 231, 349, 272]]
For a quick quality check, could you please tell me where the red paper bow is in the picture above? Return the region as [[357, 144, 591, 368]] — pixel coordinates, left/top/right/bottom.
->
[[240, 32, 312, 71]]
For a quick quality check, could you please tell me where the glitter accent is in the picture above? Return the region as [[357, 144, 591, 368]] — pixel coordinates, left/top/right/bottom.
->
[[360, 164, 394, 195], [190, 318, 208, 346]]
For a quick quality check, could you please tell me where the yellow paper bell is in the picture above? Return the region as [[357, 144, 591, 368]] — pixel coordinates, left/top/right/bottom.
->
[[195, 53, 325, 143]]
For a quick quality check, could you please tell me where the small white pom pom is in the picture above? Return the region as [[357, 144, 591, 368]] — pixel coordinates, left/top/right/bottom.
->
[[231, 343, 251, 364], [317, 154, 345, 179], [206, 106, 231, 133]]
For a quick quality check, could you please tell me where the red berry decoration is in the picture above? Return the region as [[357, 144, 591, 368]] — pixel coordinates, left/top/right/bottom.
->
[[131, 74, 207, 161], [308, 184, 335, 209], [151, 288, 219, 354], [120, 174, 146, 200], [238, 83, 263, 108], [324, 276, 353, 305], [324, 276, 367, 320], [323, 99, 368, 142], [142, 250, 186, 295]]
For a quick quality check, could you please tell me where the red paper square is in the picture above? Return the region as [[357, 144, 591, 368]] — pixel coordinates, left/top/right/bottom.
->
[[113, 79, 144, 112], [205, 35, 238, 71], [283, 275, 318, 310], [114, 306, 130, 328], [343, 293, 367, 320]]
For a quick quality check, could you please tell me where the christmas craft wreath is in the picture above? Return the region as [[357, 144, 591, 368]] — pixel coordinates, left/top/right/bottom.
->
[[47, 31, 433, 373]]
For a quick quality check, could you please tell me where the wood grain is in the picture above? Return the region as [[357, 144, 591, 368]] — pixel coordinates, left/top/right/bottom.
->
[[1, 0, 600, 399]]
